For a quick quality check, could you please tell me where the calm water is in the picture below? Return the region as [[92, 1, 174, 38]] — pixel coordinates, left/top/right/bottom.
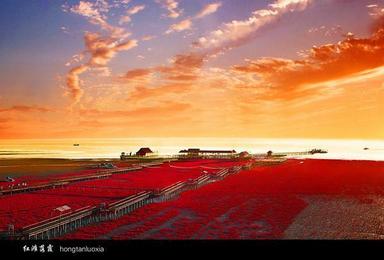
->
[[0, 138, 383, 161]]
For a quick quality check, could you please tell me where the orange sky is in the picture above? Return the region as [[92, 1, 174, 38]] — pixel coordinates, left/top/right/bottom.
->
[[0, 0, 383, 139]]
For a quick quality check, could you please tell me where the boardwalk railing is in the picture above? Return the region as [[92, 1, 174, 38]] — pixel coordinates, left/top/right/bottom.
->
[[107, 191, 152, 219], [0, 173, 112, 196], [151, 181, 187, 202], [21, 206, 97, 239]]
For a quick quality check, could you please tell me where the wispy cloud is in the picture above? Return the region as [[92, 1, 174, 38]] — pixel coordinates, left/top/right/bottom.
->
[[124, 68, 152, 80], [119, 15, 131, 24], [128, 4, 145, 15], [84, 32, 137, 66], [65, 33, 137, 104], [367, 3, 384, 32], [166, 2, 223, 35], [193, 0, 312, 53], [195, 2, 222, 19], [156, 0, 183, 19], [141, 35, 155, 41], [307, 25, 343, 37], [124, 52, 205, 84], [64, 1, 138, 104], [66, 65, 88, 103], [128, 83, 192, 102], [119, 4, 145, 25], [165, 19, 192, 34], [67, 0, 116, 33], [138, 0, 313, 100]]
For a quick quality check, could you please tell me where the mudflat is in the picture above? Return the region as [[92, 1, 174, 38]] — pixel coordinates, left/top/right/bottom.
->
[[0, 158, 130, 177]]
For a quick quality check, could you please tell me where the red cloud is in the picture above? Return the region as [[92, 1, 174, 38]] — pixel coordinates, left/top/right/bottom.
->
[[233, 25, 384, 100], [195, 2, 222, 19], [165, 19, 192, 34], [156, 0, 183, 19]]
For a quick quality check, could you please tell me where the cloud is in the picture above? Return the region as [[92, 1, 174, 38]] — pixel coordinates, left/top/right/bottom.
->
[[0, 105, 53, 113], [65, 32, 137, 103], [367, 3, 384, 18], [165, 19, 192, 34], [127, 5, 145, 15], [121, 53, 209, 108], [195, 2, 222, 19], [142, 35, 155, 41], [119, 4, 145, 24], [70, 1, 101, 18], [165, 2, 222, 35], [367, 3, 384, 32], [125, 68, 152, 80], [123, 53, 205, 103], [119, 15, 131, 24], [128, 83, 192, 102], [193, 0, 312, 52], [233, 25, 384, 100], [84, 32, 138, 66], [122, 0, 314, 106], [68, 0, 119, 33], [156, 0, 183, 19], [137, 55, 145, 60], [170, 53, 205, 68], [124, 53, 204, 86], [64, 1, 138, 104], [307, 25, 343, 37], [65, 53, 85, 67], [66, 65, 88, 103]]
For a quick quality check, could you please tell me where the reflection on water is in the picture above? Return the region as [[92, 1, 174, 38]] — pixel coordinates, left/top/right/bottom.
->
[[0, 138, 383, 161]]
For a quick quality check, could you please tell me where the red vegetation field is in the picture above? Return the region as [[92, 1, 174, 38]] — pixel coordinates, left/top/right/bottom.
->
[[62, 159, 384, 239], [0, 159, 244, 230]]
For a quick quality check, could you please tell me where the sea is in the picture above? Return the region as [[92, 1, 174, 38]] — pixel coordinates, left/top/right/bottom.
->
[[0, 138, 383, 161]]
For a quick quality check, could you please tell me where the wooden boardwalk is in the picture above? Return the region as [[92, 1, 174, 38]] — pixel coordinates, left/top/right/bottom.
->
[[1, 161, 254, 240]]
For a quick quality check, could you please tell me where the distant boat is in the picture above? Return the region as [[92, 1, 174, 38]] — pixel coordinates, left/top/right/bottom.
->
[[73, 144, 80, 147], [364, 147, 369, 150]]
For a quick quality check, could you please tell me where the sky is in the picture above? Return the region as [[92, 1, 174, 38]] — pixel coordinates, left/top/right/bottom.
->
[[0, 0, 383, 139]]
